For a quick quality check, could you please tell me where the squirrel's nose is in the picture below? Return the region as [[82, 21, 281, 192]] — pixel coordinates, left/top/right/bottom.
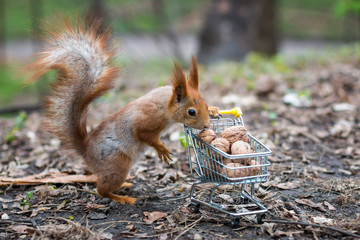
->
[[204, 124, 210, 129]]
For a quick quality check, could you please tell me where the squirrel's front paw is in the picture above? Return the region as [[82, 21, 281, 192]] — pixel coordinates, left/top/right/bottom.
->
[[156, 146, 172, 164], [208, 106, 222, 119]]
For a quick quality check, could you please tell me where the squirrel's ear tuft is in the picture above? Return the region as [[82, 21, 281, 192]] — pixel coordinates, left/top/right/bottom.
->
[[172, 62, 187, 103], [188, 56, 199, 90]]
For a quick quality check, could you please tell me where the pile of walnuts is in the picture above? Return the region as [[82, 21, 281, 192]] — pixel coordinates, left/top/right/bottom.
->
[[198, 126, 261, 179]]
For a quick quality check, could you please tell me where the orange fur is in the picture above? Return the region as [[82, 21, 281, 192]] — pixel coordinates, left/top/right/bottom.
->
[[27, 17, 119, 155], [28, 17, 212, 204]]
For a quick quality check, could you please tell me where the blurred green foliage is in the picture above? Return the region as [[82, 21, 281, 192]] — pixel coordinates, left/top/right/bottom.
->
[[4, 0, 356, 40], [279, 0, 338, 11], [334, 0, 360, 17], [5, 111, 27, 143], [108, 0, 208, 33], [0, 67, 23, 104], [206, 43, 360, 89], [279, 0, 360, 40], [4, 0, 87, 40], [206, 52, 292, 90], [4, 0, 207, 40], [1, 0, 359, 109], [0, 66, 54, 106]]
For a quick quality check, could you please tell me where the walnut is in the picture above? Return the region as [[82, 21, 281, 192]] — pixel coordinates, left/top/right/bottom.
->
[[223, 162, 260, 179], [248, 159, 261, 175], [222, 163, 247, 178], [223, 158, 233, 165], [197, 129, 216, 144], [220, 126, 249, 145], [231, 140, 253, 155], [211, 137, 230, 153], [230, 140, 254, 165]]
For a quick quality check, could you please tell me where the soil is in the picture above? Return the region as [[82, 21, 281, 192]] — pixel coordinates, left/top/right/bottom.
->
[[0, 56, 360, 239]]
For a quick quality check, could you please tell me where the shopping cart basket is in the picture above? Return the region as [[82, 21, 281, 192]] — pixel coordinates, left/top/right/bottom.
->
[[183, 107, 272, 225]]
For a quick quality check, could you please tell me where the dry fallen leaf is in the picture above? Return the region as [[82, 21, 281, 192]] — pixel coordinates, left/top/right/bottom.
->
[[295, 199, 326, 212], [0, 197, 16, 203], [180, 206, 190, 213], [330, 119, 353, 137], [173, 211, 187, 223], [154, 223, 165, 230], [125, 224, 136, 233], [218, 194, 234, 203], [100, 232, 113, 239], [7, 161, 26, 177], [8, 225, 29, 234], [263, 192, 278, 200], [274, 230, 304, 237], [159, 233, 169, 240], [312, 216, 335, 225], [30, 209, 39, 218], [273, 181, 300, 190], [57, 200, 67, 210], [194, 233, 202, 240], [261, 222, 275, 236], [324, 201, 336, 211], [159, 169, 178, 184], [143, 211, 167, 224]]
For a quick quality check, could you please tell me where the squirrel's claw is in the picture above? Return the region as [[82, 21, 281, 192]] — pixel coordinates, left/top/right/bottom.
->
[[208, 106, 222, 119], [156, 147, 172, 164]]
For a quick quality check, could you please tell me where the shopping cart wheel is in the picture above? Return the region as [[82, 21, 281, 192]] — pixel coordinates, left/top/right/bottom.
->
[[232, 218, 240, 228], [256, 213, 265, 224], [191, 203, 201, 213]]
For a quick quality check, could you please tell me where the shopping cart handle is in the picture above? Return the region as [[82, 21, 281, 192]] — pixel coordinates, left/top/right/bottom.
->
[[220, 107, 242, 118]]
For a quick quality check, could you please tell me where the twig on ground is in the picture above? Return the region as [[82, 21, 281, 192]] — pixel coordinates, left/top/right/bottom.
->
[[76, 188, 98, 195], [174, 216, 204, 240], [119, 217, 205, 239], [299, 132, 334, 153], [264, 219, 360, 238], [98, 223, 116, 234], [0, 219, 37, 227], [122, 229, 179, 239], [91, 220, 145, 226], [162, 195, 188, 202], [286, 202, 307, 223]]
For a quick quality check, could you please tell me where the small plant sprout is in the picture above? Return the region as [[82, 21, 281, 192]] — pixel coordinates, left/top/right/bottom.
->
[[20, 191, 34, 210], [5, 111, 27, 143]]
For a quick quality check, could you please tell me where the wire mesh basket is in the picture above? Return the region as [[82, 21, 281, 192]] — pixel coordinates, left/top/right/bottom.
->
[[183, 110, 272, 224]]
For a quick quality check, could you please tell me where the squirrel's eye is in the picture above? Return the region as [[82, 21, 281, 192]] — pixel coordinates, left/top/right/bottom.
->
[[188, 109, 196, 117]]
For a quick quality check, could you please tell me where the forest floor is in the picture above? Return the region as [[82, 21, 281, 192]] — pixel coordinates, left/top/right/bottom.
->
[[0, 45, 360, 239]]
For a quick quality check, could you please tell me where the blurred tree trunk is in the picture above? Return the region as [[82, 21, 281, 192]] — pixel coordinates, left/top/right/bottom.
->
[[30, 0, 43, 53], [0, 0, 6, 64], [343, 14, 360, 42], [253, 0, 277, 55], [30, 0, 46, 101], [151, 0, 183, 61], [86, 0, 106, 32], [198, 0, 278, 64]]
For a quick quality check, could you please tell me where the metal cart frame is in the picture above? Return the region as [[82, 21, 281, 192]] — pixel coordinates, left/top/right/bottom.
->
[[184, 116, 272, 224]]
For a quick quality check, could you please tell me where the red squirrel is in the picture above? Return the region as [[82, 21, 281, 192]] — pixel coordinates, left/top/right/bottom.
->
[[27, 18, 219, 205]]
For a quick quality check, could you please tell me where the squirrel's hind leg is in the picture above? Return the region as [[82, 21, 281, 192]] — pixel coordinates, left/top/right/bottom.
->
[[106, 192, 136, 205], [96, 152, 136, 205], [97, 174, 136, 205]]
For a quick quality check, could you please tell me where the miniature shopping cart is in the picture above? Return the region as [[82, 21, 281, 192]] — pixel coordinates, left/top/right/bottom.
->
[[183, 107, 272, 226]]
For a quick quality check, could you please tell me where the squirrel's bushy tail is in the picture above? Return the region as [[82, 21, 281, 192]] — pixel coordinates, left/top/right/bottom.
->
[[27, 17, 120, 155]]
